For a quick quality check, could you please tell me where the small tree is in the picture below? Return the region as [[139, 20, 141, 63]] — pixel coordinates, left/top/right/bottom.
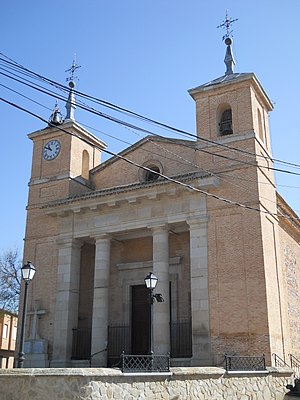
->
[[0, 248, 22, 313]]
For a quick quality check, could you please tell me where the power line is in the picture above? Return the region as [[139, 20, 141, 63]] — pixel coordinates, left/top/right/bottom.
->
[[1, 95, 299, 222], [0, 53, 299, 214], [0, 73, 299, 216], [0, 82, 53, 112], [0, 77, 283, 205], [1, 52, 300, 171], [3, 75, 299, 203], [122, 124, 288, 211], [2, 78, 288, 211], [2, 68, 300, 179]]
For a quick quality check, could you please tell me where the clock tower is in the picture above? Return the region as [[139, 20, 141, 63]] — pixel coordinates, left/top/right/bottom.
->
[[27, 82, 106, 206], [22, 81, 106, 366]]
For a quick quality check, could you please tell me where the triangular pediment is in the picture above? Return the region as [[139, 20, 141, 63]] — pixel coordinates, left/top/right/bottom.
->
[[90, 135, 198, 190]]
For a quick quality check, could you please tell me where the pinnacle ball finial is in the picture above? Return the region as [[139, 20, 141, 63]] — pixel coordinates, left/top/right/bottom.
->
[[65, 56, 80, 121], [218, 11, 237, 75], [225, 37, 232, 46]]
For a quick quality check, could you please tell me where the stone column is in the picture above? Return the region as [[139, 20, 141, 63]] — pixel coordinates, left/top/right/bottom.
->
[[52, 238, 82, 367], [91, 235, 111, 366], [187, 217, 211, 366], [152, 225, 170, 354]]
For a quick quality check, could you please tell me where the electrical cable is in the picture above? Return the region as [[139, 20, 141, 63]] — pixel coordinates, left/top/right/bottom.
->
[[0, 75, 297, 213], [1, 73, 299, 214], [0, 77, 286, 203], [0, 82, 53, 112], [1, 52, 300, 171], [1, 95, 299, 223], [2, 68, 300, 179], [122, 124, 289, 212], [1, 55, 299, 216]]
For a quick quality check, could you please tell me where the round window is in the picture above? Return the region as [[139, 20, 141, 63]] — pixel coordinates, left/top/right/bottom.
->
[[144, 165, 160, 182]]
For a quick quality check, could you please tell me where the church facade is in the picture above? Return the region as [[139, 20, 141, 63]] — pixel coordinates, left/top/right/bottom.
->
[[19, 39, 300, 368]]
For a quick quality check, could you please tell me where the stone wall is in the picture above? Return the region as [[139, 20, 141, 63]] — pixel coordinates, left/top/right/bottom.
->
[[0, 367, 295, 400]]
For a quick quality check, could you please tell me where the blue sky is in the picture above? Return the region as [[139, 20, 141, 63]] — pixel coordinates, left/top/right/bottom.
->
[[0, 0, 299, 252]]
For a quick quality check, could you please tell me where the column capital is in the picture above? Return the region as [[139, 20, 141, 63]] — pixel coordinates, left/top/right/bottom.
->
[[94, 234, 111, 243], [187, 216, 209, 228], [56, 237, 83, 249], [148, 223, 169, 234]]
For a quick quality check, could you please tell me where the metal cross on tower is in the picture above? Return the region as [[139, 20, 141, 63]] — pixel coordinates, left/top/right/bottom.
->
[[65, 55, 81, 82], [217, 10, 238, 41]]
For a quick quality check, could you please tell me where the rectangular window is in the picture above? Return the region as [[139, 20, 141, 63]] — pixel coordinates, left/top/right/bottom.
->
[[3, 324, 8, 339], [12, 326, 17, 341]]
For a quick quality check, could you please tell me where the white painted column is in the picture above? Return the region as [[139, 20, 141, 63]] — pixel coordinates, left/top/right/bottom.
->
[[188, 217, 211, 366], [152, 225, 170, 354], [91, 235, 111, 366], [52, 238, 82, 367]]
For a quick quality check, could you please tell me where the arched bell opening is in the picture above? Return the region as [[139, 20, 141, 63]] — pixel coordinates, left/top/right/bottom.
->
[[217, 103, 233, 136]]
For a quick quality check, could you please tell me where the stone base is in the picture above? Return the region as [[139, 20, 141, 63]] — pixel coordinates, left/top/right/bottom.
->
[[24, 339, 49, 368], [50, 360, 73, 368], [70, 359, 91, 368], [0, 366, 293, 399], [24, 353, 49, 368], [170, 357, 192, 367]]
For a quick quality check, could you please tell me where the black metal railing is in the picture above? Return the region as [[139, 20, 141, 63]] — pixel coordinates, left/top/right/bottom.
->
[[224, 354, 266, 371], [273, 353, 300, 378], [107, 325, 130, 367], [71, 329, 91, 360], [121, 352, 170, 373], [272, 353, 289, 368], [170, 320, 192, 358], [289, 354, 300, 379]]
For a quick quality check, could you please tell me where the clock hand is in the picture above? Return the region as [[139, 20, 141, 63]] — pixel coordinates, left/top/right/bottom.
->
[[45, 145, 52, 151]]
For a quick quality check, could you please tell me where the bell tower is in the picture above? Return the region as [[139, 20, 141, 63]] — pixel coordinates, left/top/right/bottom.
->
[[187, 17, 285, 362], [188, 36, 274, 179]]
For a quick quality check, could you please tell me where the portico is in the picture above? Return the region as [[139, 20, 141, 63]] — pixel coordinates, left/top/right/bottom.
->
[[48, 176, 213, 367]]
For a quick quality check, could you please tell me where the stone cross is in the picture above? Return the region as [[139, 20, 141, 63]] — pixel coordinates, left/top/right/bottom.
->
[[27, 300, 47, 340]]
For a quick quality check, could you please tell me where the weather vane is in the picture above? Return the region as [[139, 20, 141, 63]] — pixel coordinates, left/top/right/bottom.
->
[[217, 10, 238, 41], [65, 54, 81, 82]]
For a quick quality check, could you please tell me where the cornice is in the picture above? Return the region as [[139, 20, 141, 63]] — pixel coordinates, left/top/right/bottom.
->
[[42, 172, 219, 215]]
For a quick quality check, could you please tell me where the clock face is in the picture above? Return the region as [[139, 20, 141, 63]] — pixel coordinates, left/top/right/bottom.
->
[[43, 140, 61, 161]]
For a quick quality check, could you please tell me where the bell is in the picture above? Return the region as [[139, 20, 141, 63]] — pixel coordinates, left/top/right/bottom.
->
[[220, 121, 233, 135], [51, 109, 62, 125]]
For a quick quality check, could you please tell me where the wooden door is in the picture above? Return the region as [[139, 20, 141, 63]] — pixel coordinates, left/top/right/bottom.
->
[[131, 285, 150, 355]]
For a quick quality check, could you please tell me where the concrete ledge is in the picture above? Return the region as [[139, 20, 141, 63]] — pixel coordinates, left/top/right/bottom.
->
[[0, 366, 292, 378], [226, 370, 269, 376], [123, 372, 172, 376], [0, 367, 123, 377], [172, 366, 225, 379]]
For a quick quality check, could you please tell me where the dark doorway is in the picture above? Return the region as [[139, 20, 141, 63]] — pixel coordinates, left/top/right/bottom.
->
[[131, 285, 150, 355]]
